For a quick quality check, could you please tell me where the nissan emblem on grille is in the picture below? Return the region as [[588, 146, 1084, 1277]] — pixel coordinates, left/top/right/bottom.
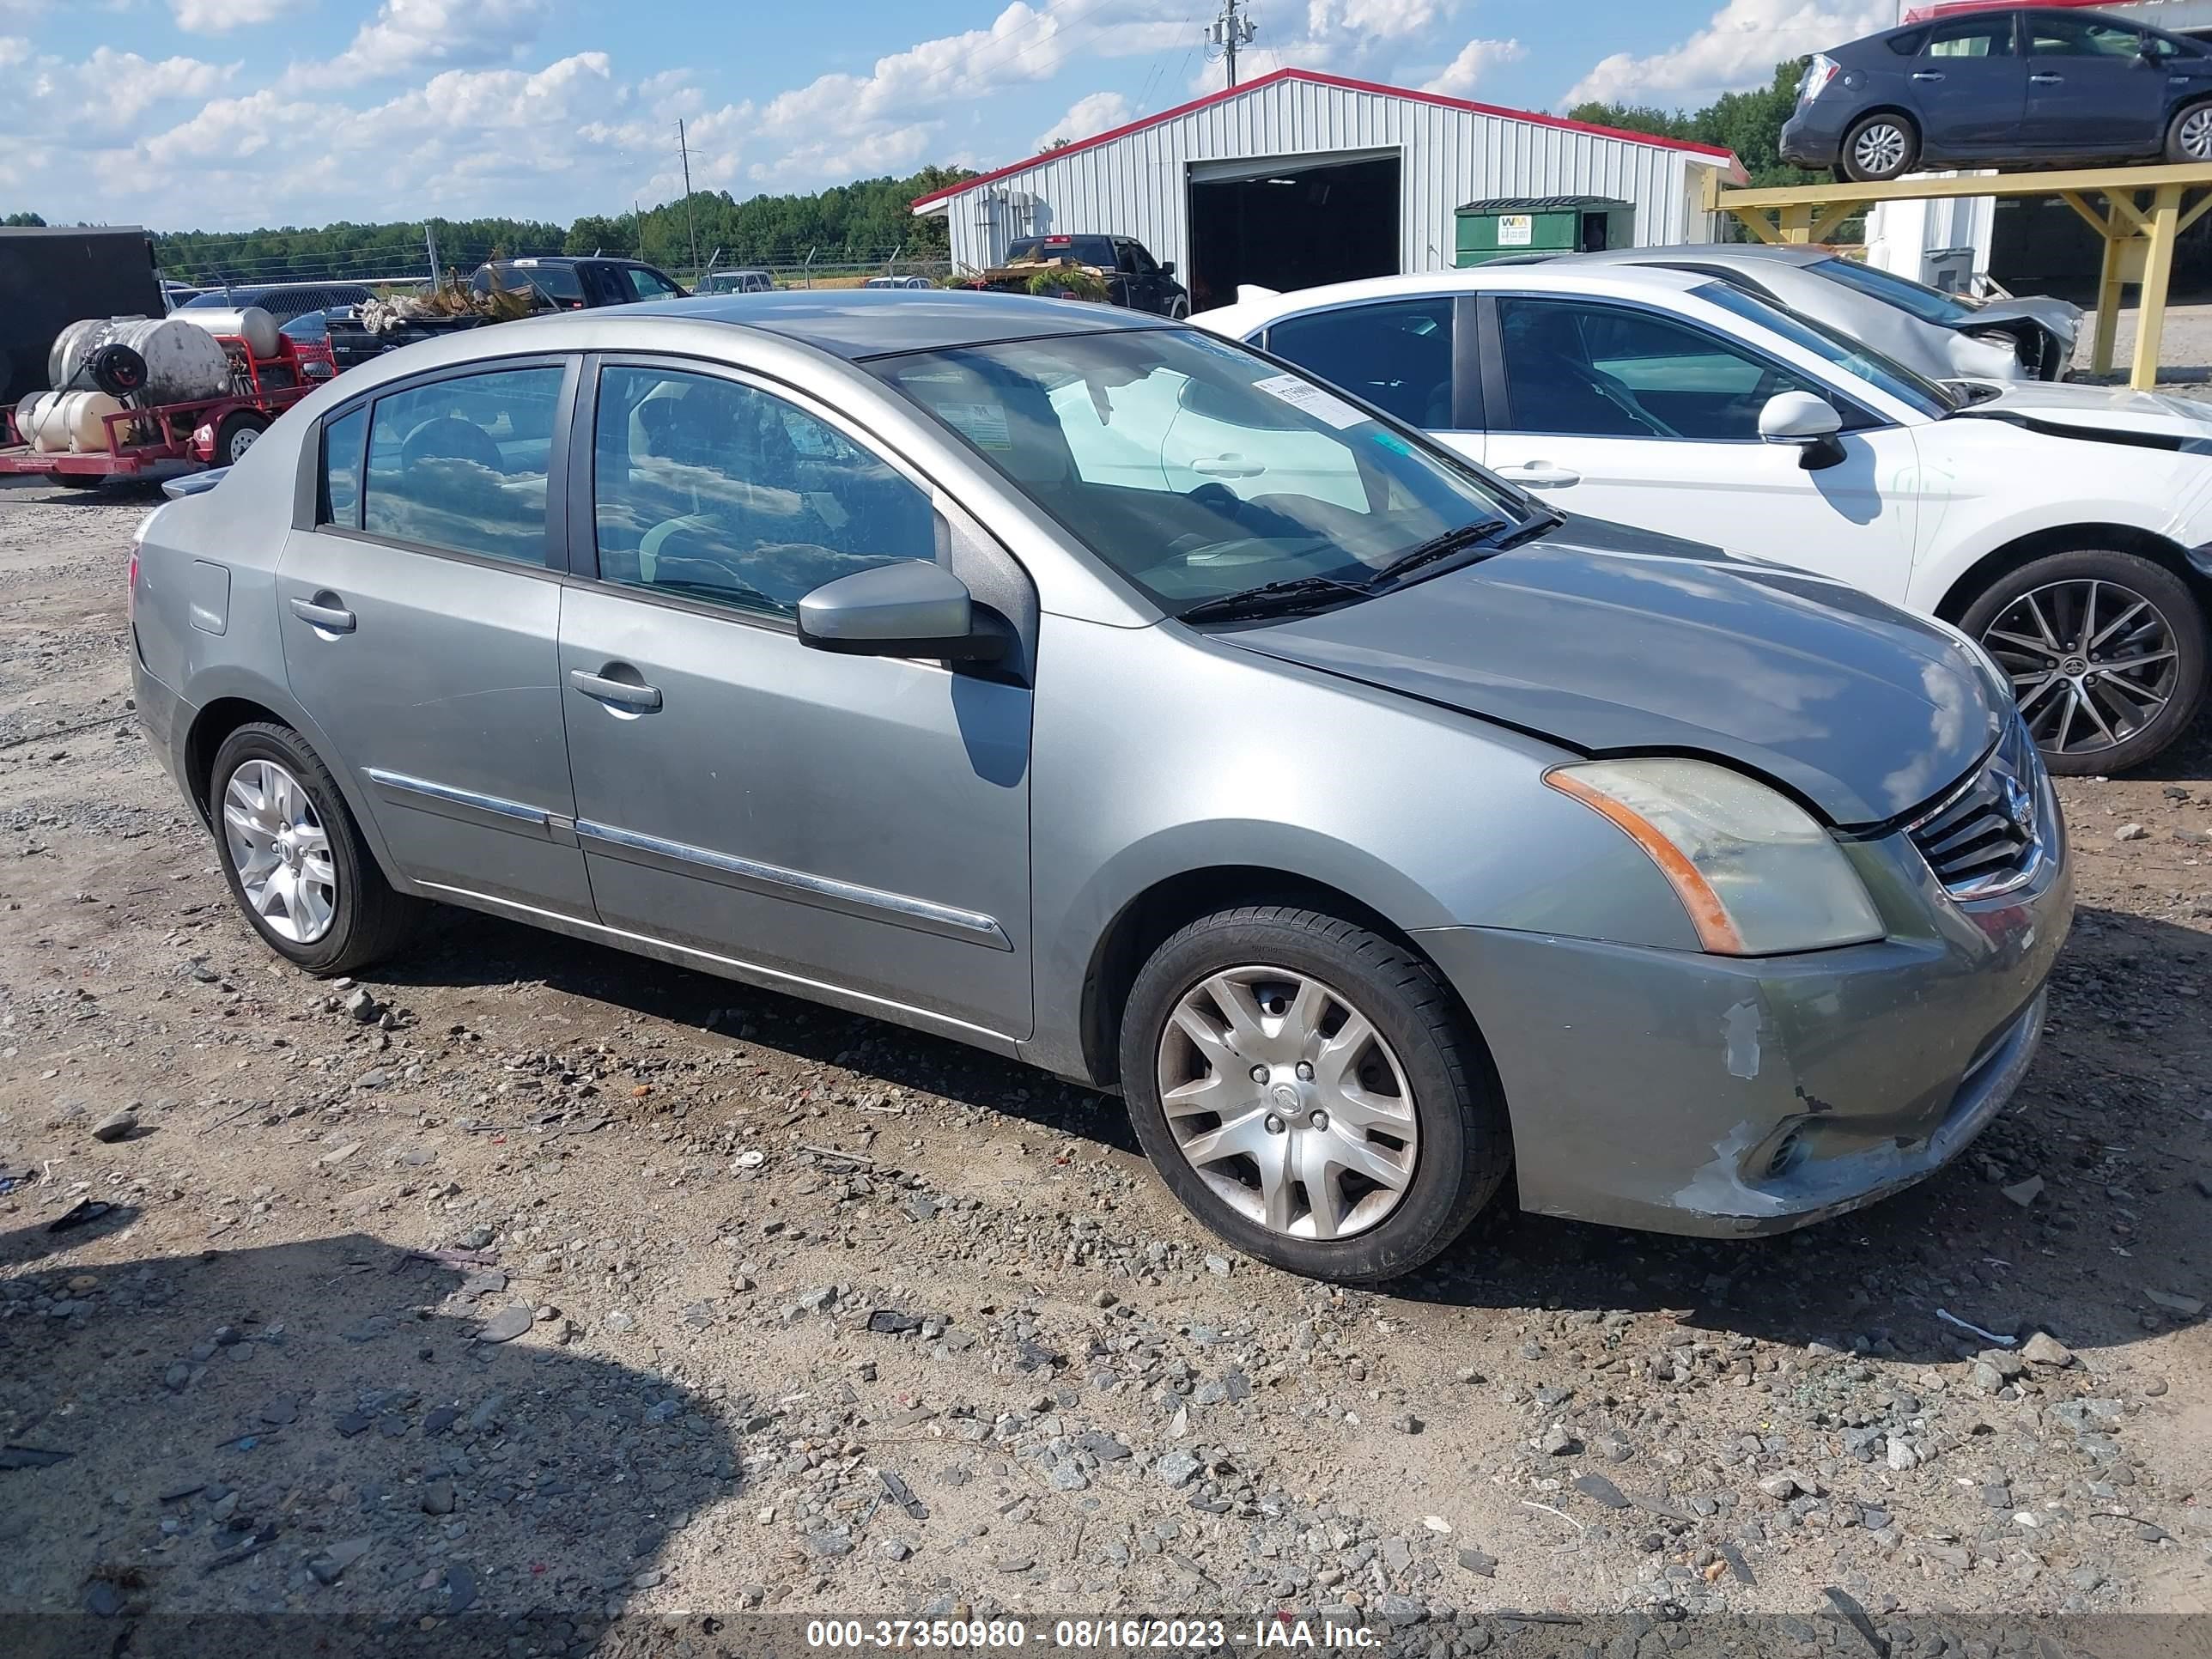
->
[[1908, 720, 2045, 901]]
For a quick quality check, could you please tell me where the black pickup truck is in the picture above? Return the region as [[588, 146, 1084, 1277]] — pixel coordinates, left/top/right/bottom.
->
[[323, 256, 692, 370]]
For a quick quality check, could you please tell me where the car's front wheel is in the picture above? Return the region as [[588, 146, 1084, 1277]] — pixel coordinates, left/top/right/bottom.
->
[[1960, 549, 2208, 774], [2166, 100, 2212, 164], [210, 722, 419, 973], [1840, 112, 1919, 182], [1119, 905, 1511, 1283]]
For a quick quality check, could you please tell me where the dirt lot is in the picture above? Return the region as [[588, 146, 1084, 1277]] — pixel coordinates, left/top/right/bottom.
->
[[1, 477, 2209, 1654]]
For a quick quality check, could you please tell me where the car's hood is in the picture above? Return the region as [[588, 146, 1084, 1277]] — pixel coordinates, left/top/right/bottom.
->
[[1214, 516, 2003, 827], [1956, 380, 2212, 443], [1948, 295, 2082, 345]]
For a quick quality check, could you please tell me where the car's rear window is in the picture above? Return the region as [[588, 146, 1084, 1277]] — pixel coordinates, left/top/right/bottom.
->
[[493, 263, 586, 303]]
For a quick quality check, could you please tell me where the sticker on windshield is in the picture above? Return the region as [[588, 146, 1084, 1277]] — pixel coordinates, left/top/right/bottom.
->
[[935, 400, 1013, 450], [1370, 430, 1413, 456], [1252, 373, 1367, 429]]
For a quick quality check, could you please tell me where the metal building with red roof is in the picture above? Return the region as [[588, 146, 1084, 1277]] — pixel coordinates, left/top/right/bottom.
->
[[911, 67, 1747, 311]]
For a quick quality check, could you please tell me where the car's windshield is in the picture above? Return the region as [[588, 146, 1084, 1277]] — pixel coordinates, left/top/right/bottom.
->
[[1807, 255, 1977, 325], [493, 262, 586, 304], [868, 326, 1534, 614], [1693, 281, 1955, 417]]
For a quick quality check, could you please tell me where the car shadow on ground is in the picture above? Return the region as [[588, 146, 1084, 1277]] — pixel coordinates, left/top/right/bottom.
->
[[0, 1224, 741, 1656], [363, 894, 2205, 1370]]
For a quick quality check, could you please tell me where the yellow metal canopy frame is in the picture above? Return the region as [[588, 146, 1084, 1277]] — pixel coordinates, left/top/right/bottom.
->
[[1704, 162, 2212, 391]]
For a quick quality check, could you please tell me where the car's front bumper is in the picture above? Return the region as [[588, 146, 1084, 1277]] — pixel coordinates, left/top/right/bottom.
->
[[1415, 801, 2071, 1237]]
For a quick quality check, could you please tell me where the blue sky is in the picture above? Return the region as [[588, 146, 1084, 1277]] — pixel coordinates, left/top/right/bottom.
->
[[0, 0, 1893, 231]]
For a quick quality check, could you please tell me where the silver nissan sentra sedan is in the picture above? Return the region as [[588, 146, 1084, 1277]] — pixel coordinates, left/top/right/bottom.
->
[[127, 290, 2070, 1282]]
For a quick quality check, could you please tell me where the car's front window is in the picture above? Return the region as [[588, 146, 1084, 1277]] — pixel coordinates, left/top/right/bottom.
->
[[1807, 256, 1976, 325], [1693, 282, 1954, 418], [868, 327, 1533, 614]]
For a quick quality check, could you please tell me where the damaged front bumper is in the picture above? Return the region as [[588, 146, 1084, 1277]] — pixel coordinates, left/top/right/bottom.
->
[[1415, 809, 2071, 1237]]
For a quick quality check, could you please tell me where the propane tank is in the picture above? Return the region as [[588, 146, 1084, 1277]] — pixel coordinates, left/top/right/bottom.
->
[[50, 317, 235, 402], [168, 307, 282, 362], [20, 390, 126, 453]]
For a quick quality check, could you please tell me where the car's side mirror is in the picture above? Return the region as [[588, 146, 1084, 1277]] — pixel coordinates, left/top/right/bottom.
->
[[1160, 261, 1176, 276], [1758, 391, 1846, 471], [795, 559, 1006, 661]]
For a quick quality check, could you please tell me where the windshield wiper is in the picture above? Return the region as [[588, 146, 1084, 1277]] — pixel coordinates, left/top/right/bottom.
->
[[1176, 574, 1370, 624], [1358, 518, 1510, 590]]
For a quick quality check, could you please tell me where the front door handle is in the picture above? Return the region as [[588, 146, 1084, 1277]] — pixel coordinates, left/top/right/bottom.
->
[[568, 667, 663, 714], [1495, 460, 1582, 489], [289, 595, 356, 633], [2029, 71, 2063, 84]]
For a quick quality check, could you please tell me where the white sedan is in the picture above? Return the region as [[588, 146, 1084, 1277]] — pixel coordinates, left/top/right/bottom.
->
[[1193, 266, 2212, 772]]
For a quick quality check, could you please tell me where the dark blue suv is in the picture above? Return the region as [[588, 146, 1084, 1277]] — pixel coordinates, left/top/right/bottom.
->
[[1781, 6, 2212, 181]]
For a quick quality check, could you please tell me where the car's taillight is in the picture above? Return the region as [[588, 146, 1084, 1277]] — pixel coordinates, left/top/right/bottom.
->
[[1799, 53, 1839, 103]]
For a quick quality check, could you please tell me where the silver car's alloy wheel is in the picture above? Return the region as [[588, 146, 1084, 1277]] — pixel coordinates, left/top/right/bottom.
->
[[1851, 122, 1908, 175], [2180, 106, 2212, 161], [1156, 966, 1418, 1241], [1982, 578, 2179, 757], [221, 758, 338, 944]]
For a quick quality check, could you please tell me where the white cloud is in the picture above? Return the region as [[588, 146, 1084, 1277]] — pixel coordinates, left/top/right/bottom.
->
[[302, 0, 550, 87], [1305, 0, 1457, 41], [5, 44, 234, 143], [1565, 0, 1887, 108], [1423, 36, 1524, 96], [169, 0, 293, 34], [1035, 89, 1132, 149]]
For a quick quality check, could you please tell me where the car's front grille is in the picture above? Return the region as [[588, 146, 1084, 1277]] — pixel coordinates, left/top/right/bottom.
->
[[1908, 718, 2047, 900]]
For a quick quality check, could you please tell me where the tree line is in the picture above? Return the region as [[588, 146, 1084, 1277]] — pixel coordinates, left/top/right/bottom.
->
[[137, 167, 970, 286], [1571, 58, 1825, 190]]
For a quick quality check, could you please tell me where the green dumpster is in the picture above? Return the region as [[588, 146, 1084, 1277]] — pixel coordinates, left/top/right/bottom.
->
[[1455, 196, 1635, 266]]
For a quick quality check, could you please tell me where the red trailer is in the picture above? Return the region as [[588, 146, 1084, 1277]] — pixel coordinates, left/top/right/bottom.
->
[[0, 331, 335, 486]]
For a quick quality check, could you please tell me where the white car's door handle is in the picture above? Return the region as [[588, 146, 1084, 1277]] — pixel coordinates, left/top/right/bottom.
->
[[1495, 461, 1581, 489]]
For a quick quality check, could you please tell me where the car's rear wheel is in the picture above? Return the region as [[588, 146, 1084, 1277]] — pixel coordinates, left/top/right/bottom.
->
[[210, 722, 419, 973], [1118, 905, 1510, 1283], [1960, 549, 2207, 774], [1840, 112, 1919, 182], [2166, 100, 2212, 163]]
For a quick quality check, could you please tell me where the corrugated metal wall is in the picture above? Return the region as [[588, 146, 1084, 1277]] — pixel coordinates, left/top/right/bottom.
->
[[934, 77, 1722, 276]]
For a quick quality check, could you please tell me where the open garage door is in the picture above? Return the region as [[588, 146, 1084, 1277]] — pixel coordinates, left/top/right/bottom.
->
[[1186, 151, 1400, 313]]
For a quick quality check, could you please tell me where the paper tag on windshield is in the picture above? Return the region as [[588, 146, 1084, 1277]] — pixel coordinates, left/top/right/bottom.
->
[[936, 400, 1013, 450], [1252, 374, 1367, 429]]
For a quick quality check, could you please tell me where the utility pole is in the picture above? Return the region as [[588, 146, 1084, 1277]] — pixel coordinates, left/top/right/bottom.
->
[[1206, 0, 1255, 88], [677, 119, 701, 281], [424, 222, 442, 288]]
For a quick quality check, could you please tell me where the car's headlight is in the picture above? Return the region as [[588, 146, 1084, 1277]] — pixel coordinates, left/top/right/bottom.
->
[[1545, 758, 1885, 955]]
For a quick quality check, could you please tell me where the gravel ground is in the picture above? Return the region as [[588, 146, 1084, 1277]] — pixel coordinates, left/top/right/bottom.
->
[[1, 477, 2209, 1657]]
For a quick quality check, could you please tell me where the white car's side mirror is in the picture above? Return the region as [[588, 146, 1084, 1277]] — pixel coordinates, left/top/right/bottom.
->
[[1758, 391, 1845, 471]]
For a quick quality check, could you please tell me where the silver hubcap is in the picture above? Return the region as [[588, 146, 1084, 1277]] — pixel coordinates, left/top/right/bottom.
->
[[1982, 578, 2179, 757], [1157, 966, 1418, 1241], [221, 758, 337, 944], [2184, 108, 2212, 159], [1853, 123, 1907, 174]]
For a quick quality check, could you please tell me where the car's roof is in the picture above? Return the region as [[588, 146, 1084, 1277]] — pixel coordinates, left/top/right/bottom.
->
[[1559, 243, 1830, 269], [613, 289, 1160, 358], [1193, 264, 1711, 333]]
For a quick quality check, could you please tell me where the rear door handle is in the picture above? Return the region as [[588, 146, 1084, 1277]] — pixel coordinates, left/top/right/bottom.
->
[[568, 667, 663, 713], [1911, 70, 1943, 82], [2029, 71, 2063, 84], [1495, 460, 1581, 489], [288, 595, 356, 633]]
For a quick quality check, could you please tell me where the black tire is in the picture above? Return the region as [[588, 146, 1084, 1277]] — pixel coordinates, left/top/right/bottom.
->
[[1959, 548, 2208, 775], [56, 474, 104, 490], [1838, 112, 1919, 182], [1117, 904, 1511, 1283], [212, 410, 268, 467], [2166, 100, 2212, 164], [209, 722, 419, 974]]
